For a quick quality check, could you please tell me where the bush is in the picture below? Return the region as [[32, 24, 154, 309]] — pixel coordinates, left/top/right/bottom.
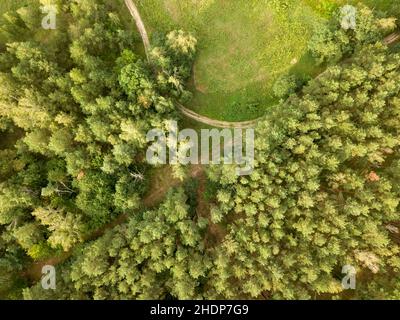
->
[[27, 242, 58, 261], [272, 74, 299, 99]]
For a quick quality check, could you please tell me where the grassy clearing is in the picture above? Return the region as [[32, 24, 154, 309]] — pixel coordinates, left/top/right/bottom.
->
[[138, 0, 324, 121], [136, 0, 400, 122]]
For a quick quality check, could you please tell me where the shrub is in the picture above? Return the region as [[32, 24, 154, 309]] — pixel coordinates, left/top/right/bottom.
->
[[272, 74, 299, 99]]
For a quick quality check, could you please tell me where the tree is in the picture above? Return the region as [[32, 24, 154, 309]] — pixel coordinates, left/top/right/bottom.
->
[[32, 207, 84, 251], [70, 188, 210, 299], [309, 4, 397, 64], [0, 0, 197, 299], [205, 43, 400, 299], [272, 74, 300, 99]]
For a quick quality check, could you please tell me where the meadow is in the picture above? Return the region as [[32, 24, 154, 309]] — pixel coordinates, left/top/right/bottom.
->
[[136, 0, 400, 121]]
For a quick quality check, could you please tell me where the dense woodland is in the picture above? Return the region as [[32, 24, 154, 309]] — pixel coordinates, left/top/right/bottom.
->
[[0, 0, 400, 300]]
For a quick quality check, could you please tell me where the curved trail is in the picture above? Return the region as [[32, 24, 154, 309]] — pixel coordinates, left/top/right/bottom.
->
[[124, 0, 261, 129], [125, 0, 400, 128], [125, 0, 150, 61]]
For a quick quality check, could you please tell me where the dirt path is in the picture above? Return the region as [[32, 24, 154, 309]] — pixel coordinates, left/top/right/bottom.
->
[[125, 0, 151, 60], [176, 102, 260, 129]]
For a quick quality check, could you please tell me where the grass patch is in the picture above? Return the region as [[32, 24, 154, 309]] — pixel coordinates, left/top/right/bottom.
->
[[137, 0, 325, 121]]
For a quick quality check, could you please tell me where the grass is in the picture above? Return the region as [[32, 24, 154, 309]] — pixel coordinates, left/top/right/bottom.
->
[[137, 0, 324, 121]]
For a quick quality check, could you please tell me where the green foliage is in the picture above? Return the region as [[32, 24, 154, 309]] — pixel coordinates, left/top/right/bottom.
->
[[32, 207, 84, 251], [352, 273, 400, 300], [309, 4, 397, 65], [69, 188, 210, 299], [27, 242, 57, 261], [23, 262, 82, 300], [150, 30, 197, 100], [272, 74, 300, 99], [206, 43, 400, 299], [0, 0, 196, 299], [1, 0, 399, 301]]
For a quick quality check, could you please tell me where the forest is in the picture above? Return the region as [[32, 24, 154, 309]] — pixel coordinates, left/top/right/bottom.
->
[[0, 0, 400, 301]]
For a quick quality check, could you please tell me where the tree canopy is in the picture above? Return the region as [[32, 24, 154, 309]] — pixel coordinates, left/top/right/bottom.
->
[[0, 0, 196, 298], [1, 1, 399, 300]]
